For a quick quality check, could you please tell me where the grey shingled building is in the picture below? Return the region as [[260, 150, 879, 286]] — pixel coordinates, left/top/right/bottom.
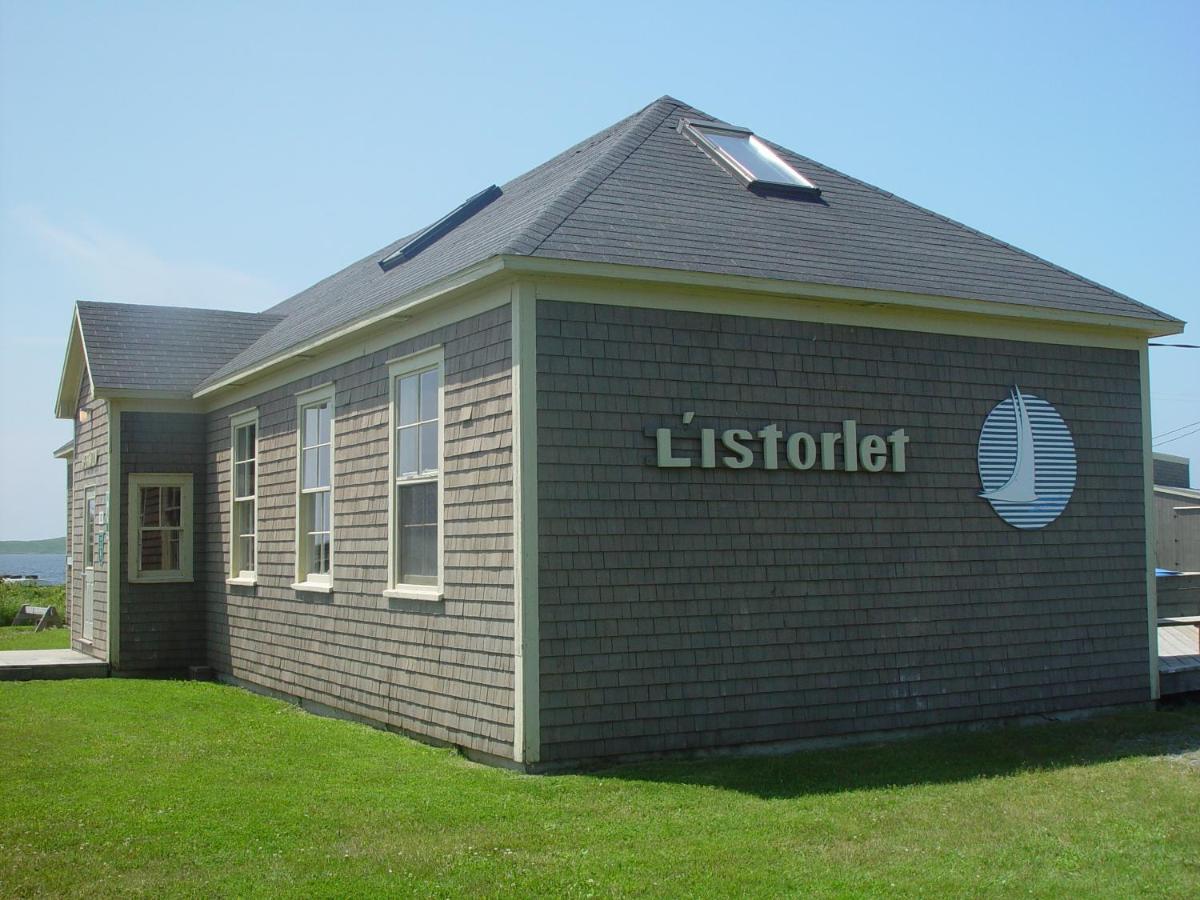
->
[[53, 96, 1185, 768]]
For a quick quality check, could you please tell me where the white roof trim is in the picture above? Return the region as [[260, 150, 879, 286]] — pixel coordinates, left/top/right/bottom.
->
[[53, 306, 92, 420]]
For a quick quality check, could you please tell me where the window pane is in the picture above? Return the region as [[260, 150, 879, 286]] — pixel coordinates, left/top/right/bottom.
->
[[236, 423, 255, 462], [84, 497, 95, 567], [163, 487, 182, 527], [304, 405, 321, 447], [318, 403, 331, 444], [419, 421, 438, 473], [141, 487, 160, 527], [235, 499, 255, 538], [316, 491, 330, 532], [401, 525, 436, 582], [301, 492, 313, 535], [166, 530, 180, 571], [419, 369, 438, 421], [238, 535, 255, 570], [317, 445, 330, 489], [302, 447, 320, 490], [310, 532, 330, 575], [141, 529, 163, 571], [400, 480, 436, 526], [398, 375, 419, 426], [235, 460, 255, 499], [398, 425, 418, 476]]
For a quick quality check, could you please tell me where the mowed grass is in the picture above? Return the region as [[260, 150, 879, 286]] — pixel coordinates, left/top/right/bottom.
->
[[0, 625, 70, 651], [1, 681, 1198, 899]]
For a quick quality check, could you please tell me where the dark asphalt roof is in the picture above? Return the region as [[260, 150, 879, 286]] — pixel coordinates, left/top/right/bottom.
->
[[75, 96, 1180, 397], [76, 302, 282, 395]]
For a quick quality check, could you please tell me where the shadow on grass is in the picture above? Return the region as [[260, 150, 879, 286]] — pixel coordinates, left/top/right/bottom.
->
[[583, 701, 1200, 799]]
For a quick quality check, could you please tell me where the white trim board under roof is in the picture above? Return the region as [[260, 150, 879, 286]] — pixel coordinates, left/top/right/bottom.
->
[[679, 118, 820, 196]]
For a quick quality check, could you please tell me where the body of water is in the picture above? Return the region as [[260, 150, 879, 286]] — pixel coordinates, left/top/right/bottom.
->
[[0, 554, 67, 585]]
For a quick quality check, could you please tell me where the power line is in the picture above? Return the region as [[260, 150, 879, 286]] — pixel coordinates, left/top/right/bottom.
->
[[1154, 419, 1200, 441], [1149, 343, 1200, 348], [1155, 425, 1200, 448]]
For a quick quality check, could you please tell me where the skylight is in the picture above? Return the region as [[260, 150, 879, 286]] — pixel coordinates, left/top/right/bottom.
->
[[379, 184, 502, 271], [680, 119, 819, 196]]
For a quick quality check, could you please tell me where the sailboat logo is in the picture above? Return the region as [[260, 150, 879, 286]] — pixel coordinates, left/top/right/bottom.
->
[[977, 387, 1077, 529]]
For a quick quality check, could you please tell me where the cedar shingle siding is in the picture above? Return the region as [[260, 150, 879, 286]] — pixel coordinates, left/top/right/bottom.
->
[[118, 412, 208, 670], [202, 305, 515, 758], [535, 299, 1149, 763], [69, 374, 108, 659]]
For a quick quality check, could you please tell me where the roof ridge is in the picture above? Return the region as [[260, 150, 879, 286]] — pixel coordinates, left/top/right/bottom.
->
[[76, 299, 284, 319], [763, 139, 1178, 323], [502, 97, 682, 257]]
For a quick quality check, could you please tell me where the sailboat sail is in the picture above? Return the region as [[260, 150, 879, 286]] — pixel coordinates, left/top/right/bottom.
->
[[980, 386, 1039, 503]]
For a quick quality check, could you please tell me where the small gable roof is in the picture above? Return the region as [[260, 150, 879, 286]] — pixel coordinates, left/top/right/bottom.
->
[[76, 301, 282, 395], [55, 302, 283, 416]]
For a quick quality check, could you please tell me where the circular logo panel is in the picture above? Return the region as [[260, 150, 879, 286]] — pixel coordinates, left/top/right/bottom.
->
[[977, 387, 1076, 529]]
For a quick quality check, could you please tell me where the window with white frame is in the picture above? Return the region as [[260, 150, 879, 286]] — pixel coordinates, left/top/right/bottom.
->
[[229, 409, 258, 581], [389, 349, 442, 596], [128, 473, 193, 583], [83, 491, 96, 569], [296, 386, 334, 587]]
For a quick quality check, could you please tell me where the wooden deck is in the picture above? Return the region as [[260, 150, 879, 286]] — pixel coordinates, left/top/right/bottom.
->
[[1159, 625, 1200, 695], [0, 649, 109, 681]]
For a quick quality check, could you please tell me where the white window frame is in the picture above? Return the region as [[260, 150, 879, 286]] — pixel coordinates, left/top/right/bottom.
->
[[385, 346, 445, 602], [293, 383, 335, 593], [83, 488, 96, 570], [127, 473, 194, 584], [227, 408, 259, 586]]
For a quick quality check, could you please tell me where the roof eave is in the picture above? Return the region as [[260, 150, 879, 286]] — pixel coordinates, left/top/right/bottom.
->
[[501, 256, 1186, 338], [94, 388, 198, 402], [192, 255, 510, 400], [192, 253, 1184, 403], [1155, 485, 1200, 501]]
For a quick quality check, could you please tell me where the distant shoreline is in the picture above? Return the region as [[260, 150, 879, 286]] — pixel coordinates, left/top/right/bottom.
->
[[0, 537, 66, 554]]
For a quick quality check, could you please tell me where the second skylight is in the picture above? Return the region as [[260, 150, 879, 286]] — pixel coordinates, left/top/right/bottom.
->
[[683, 120, 819, 195]]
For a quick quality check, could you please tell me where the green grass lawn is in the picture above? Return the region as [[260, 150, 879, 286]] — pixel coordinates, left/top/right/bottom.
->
[[0, 625, 70, 651], [1, 681, 1197, 898]]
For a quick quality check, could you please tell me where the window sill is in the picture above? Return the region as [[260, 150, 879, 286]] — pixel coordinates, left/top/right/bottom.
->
[[129, 574, 194, 584], [291, 581, 332, 594], [225, 576, 258, 587], [383, 586, 443, 602]]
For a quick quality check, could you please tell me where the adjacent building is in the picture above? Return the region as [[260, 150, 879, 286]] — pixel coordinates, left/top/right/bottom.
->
[[1153, 453, 1199, 573], [52, 96, 1185, 768]]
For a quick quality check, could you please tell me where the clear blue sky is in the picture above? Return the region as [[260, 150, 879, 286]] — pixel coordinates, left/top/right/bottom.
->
[[1, 1, 1197, 540]]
